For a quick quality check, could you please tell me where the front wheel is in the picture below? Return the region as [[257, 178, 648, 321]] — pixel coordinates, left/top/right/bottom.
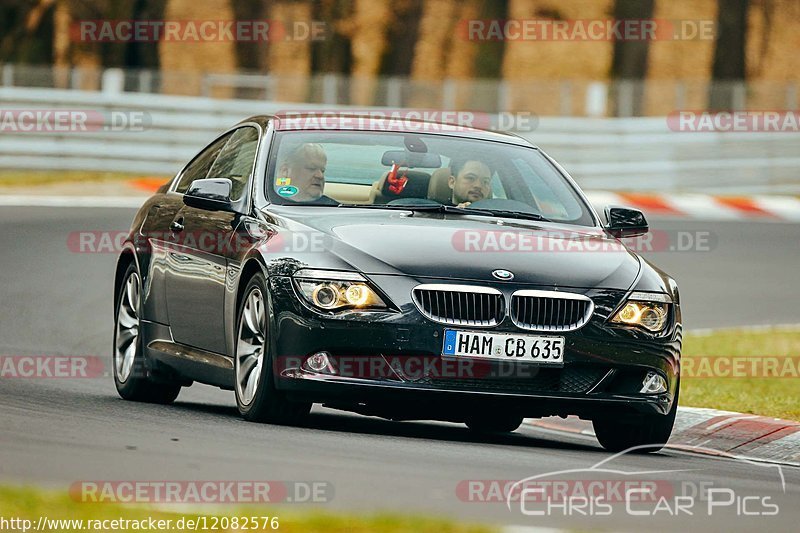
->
[[593, 382, 679, 453], [113, 263, 181, 404], [234, 273, 310, 424]]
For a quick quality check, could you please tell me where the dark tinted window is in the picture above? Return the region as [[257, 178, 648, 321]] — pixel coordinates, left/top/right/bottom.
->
[[174, 133, 232, 193], [207, 127, 260, 201]]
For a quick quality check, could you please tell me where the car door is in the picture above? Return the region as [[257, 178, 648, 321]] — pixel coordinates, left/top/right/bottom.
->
[[164, 126, 260, 355], [146, 132, 233, 328]]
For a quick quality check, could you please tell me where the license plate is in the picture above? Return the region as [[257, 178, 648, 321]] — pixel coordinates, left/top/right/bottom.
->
[[442, 329, 564, 365]]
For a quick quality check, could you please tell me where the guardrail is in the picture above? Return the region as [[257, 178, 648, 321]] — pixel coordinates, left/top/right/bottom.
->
[[1, 86, 799, 194]]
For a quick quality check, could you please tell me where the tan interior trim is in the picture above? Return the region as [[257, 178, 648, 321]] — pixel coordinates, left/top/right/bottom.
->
[[324, 182, 373, 204]]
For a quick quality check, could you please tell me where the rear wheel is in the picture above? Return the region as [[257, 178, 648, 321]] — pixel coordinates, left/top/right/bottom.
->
[[593, 382, 679, 453], [466, 413, 524, 434], [235, 273, 310, 424], [113, 263, 181, 404]]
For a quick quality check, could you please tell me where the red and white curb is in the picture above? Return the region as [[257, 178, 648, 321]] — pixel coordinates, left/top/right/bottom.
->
[[585, 191, 800, 222], [1, 190, 799, 223], [0, 195, 146, 208], [527, 407, 800, 466]]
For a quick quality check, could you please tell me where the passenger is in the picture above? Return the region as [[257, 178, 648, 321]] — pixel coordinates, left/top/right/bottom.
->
[[447, 158, 493, 207], [275, 143, 337, 204]]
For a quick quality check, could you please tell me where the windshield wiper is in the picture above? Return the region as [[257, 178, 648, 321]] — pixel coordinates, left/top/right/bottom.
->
[[337, 204, 425, 210], [338, 203, 550, 222], [462, 207, 550, 222]]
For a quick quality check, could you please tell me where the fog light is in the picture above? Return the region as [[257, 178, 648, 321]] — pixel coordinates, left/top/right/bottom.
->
[[640, 371, 667, 394], [304, 351, 335, 374]]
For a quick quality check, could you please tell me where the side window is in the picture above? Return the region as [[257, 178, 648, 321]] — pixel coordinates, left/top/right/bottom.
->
[[510, 158, 575, 219], [174, 133, 232, 194], [206, 127, 260, 201], [490, 174, 507, 199]]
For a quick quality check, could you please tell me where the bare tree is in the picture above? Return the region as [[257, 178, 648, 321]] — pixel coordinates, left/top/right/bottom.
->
[[267, 0, 314, 102], [230, 0, 269, 74], [708, 0, 749, 110], [0, 0, 56, 64], [344, 0, 391, 105], [311, 0, 354, 75], [609, 0, 654, 116]]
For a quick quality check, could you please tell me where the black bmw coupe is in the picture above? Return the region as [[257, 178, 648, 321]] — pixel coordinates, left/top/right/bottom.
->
[[113, 114, 681, 452]]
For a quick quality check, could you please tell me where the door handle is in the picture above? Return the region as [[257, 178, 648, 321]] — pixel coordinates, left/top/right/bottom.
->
[[170, 218, 185, 233]]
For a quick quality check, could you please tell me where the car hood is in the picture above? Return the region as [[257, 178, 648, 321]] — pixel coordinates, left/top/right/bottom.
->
[[269, 209, 642, 290]]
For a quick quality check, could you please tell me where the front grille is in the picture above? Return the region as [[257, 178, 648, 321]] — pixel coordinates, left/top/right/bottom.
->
[[510, 290, 594, 332], [412, 285, 504, 327], [428, 365, 608, 394]]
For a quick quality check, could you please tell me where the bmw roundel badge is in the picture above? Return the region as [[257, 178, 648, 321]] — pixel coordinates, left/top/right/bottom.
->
[[492, 269, 514, 281]]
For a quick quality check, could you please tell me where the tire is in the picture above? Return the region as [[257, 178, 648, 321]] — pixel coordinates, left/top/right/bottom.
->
[[113, 262, 181, 404], [234, 272, 310, 424], [466, 413, 524, 434], [593, 381, 679, 453]]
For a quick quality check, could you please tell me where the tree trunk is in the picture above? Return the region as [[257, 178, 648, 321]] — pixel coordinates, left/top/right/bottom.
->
[[311, 0, 353, 75], [230, 0, 269, 73], [0, 0, 56, 65], [266, 1, 314, 102], [408, 0, 457, 108], [380, 0, 422, 77], [346, 0, 391, 105], [609, 0, 654, 117], [709, 0, 749, 110]]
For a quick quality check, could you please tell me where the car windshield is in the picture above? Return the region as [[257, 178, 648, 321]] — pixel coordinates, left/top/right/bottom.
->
[[265, 130, 595, 226]]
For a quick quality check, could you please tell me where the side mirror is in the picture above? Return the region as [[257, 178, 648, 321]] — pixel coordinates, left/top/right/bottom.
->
[[183, 178, 234, 212], [605, 206, 649, 238]]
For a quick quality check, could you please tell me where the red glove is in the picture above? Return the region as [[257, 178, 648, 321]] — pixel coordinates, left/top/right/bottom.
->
[[387, 163, 409, 195]]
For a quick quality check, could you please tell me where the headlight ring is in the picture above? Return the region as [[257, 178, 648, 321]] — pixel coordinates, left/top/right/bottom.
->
[[293, 270, 388, 312], [610, 292, 671, 332]]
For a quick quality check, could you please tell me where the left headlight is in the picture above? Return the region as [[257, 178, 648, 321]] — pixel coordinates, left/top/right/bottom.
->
[[610, 292, 671, 332], [293, 269, 388, 312]]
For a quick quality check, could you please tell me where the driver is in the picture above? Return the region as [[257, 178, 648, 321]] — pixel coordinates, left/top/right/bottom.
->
[[447, 158, 492, 207], [275, 143, 337, 204]]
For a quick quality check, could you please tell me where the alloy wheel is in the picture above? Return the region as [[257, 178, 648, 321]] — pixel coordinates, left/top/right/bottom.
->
[[236, 287, 266, 406], [115, 271, 141, 383]]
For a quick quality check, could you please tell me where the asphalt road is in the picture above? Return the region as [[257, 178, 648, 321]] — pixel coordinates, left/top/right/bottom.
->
[[1, 206, 798, 531]]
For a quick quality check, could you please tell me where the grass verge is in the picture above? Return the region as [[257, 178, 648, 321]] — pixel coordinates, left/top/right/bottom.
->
[[681, 327, 800, 421], [0, 486, 492, 533]]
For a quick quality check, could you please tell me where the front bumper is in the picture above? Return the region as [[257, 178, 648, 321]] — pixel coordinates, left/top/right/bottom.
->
[[269, 275, 681, 419]]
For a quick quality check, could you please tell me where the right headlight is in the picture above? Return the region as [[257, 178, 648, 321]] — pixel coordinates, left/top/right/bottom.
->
[[293, 269, 388, 312], [610, 292, 670, 332]]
